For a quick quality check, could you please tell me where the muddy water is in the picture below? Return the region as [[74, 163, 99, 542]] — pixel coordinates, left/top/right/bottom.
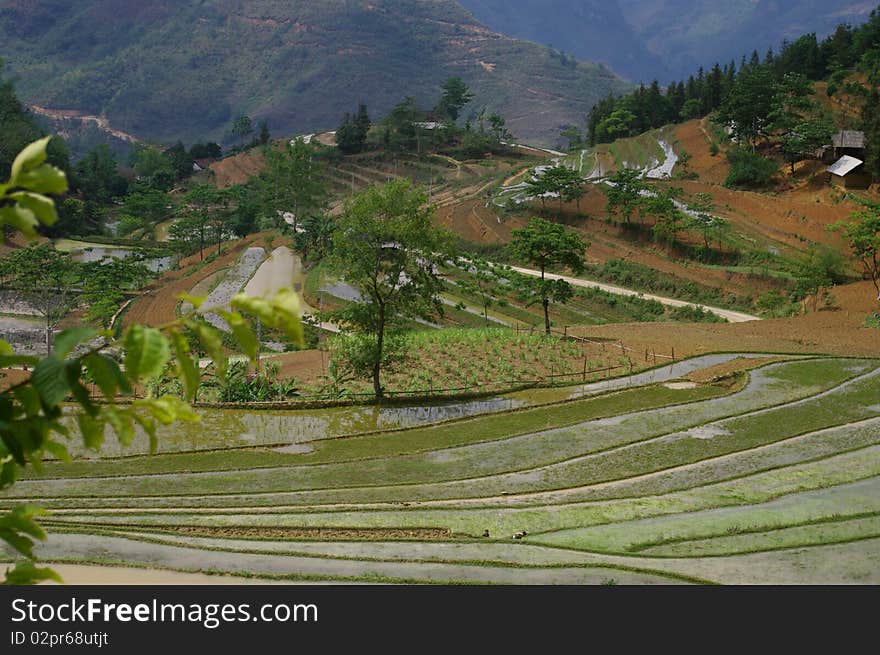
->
[[60, 354, 787, 459], [56, 240, 173, 272], [244, 246, 301, 298]]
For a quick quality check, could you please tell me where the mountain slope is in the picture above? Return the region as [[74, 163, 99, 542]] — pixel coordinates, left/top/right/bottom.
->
[[457, 0, 669, 82], [619, 0, 879, 78], [0, 0, 631, 147], [458, 0, 877, 82]]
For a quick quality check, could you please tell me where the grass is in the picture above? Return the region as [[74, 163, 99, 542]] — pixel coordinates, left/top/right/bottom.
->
[[645, 514, 880, 557], [533, 478, 880, 554], [35, 444, 880, 539]]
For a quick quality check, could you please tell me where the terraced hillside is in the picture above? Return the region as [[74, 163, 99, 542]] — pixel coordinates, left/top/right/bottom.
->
[[3, 356, 879, 584]]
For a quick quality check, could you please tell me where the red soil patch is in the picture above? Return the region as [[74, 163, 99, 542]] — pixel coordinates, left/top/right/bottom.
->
[[674, 118, 729, 185], [570, 281, 880, 361], [210, 150, 266, 189]]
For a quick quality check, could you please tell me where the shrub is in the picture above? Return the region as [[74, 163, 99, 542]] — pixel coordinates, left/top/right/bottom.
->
[[724, 148, 778, 189]]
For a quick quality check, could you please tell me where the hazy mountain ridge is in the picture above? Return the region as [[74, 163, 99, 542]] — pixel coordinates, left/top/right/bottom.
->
[[0, 0, 631, 147], [459, 0, 878, 81]]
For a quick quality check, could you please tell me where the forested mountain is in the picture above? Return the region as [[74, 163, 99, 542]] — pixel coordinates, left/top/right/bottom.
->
[[0, 0, 630, 147], [459, 0, 878, 82]]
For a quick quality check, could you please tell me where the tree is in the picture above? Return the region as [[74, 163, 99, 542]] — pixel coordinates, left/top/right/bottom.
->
[[0, 244, 79, 354], [130, 144, 175, 190], [231, 114, 254, 148], [436, 77, 473, 122], [294, 213, 335, 263], [717, 64, 777, 150], [163, 141, 192, 181], [794, 245, 848, 312], [540, 165, 584, 216], [768, 73, 833, 174], [80, 256, 153, 328], [123, 188, 173, 224], [510, 218, 586, 334], [0, 138, 302, 584], [257, 138, 327, 233], [172, 184, 219, 260], [336, 113, 362, 155], [258, 119, 271, 146], [326, 180, 452, 399], [559, 125, 586, 151], [604, 168, 648, 223], [833, 207, 880, 302], [458, 257, 504, 325], [779, 115, 835, 175], [73, 145, 128, 204], [354, 104, 372, 146]]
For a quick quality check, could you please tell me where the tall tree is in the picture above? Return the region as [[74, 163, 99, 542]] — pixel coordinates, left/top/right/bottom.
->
[[257, 138, 327, 233], [435, 77, 473, 122], [604, 168, 648, 224], [510, 218, 586, 334], [0, 245, 79, 354], [834, 206, 880, 302], [231, 114, 254, 148], [717, 64, 777, 150], [326, 180, 452, 399]]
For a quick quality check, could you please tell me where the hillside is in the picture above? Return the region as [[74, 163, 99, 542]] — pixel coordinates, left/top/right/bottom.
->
[[0, 0, 630, 147], [459, 0, 877, 82], [620, 0, 879, 79], [458, 0, 668, 82]]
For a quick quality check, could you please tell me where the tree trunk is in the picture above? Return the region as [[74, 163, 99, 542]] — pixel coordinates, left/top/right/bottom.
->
[[373, 304, 385, 402], [541, 263, 550, 335], [45, 321, 52, 355]]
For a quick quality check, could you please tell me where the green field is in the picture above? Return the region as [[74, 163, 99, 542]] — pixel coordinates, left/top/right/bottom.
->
[[2, 356, 879, 584]]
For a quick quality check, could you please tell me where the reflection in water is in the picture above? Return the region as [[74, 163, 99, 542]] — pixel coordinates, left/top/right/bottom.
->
[[62, 396, 525, 458], [71, 246, 173, 273]]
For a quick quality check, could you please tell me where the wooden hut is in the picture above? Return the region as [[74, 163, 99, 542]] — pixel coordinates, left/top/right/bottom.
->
[[827, 155, 872, 189]]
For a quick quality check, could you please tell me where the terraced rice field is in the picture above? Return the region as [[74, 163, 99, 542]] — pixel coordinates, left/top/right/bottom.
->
[[2, 356, 879, 584]]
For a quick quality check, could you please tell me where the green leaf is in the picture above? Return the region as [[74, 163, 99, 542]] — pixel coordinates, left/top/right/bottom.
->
[[0, 340, 13, 356], [9, 137, 50, 184], [0, 506, 47, 559], [135, 396, 199, 426], [53, 327, 99, 359], [0, 355, 39, 368], [0, 205, 39, 238], [186, 320, 226, 376], [3, 561, 63, 586], [30, 356, 69, 406], [124, 325, 171, 382], [271, 289, 304, 344], [14, 164, 68, 196], [178, 293, 207, 309], [230, 294, 275, 325], [84, 353, 131, 398], [170, 331, 200, 402], [132, 413, 158, 453], [44, 440, 71, 463], [7, 191, 58, 227], [218, 310, 258, 362], [102, 407, 135, 446], [76, 413, 105, 450], [65, 361, 97, 418]]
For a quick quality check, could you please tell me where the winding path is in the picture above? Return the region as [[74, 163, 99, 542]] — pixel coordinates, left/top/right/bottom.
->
[[505, 264, 760, 323]]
